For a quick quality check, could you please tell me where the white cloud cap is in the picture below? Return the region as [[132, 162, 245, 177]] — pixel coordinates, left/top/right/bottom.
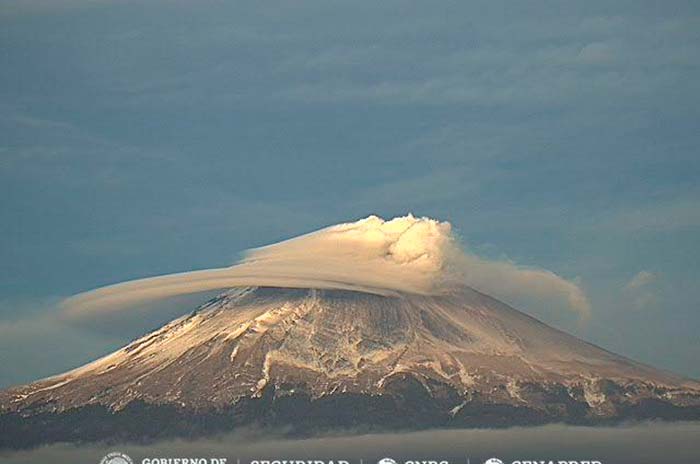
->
[[63, 214, 590, 321]]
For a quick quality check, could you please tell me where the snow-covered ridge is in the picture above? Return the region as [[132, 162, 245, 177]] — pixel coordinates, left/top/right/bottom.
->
[[4, 286, 697, 417]]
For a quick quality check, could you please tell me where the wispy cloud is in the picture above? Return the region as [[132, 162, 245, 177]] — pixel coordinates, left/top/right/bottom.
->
[[622, 270, 658, 311], [62, 215, 590, 322], [625, 271, 655, 290]]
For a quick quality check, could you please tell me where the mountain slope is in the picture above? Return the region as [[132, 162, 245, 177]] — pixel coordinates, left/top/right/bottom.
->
[[1, 286, 699, 447]]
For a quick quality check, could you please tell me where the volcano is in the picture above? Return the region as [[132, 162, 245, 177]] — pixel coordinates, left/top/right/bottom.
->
[[1, 286, 699, 448]]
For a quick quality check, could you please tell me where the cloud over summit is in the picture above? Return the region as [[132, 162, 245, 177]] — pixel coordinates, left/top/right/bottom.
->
[[63, 215, 590, 321]]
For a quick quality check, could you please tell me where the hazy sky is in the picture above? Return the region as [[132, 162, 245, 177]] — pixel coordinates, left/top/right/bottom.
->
[[1, 1, 699, 387]]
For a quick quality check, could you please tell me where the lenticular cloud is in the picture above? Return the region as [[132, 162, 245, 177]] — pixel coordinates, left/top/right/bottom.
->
[[63, 214, 590, 320]]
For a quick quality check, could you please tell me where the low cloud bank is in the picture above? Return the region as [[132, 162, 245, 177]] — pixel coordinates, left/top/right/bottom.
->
[[63, 215, 589, 320], [3, 423, 700, 464]]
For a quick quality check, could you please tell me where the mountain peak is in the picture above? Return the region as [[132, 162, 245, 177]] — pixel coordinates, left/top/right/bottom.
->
[[2, 286, 698, 448]]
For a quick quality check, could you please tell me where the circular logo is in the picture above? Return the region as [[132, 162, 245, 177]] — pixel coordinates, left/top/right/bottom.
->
[[378, 458, 398, 464], [484, 459, 504, 464], [100, 452, 134, 464]]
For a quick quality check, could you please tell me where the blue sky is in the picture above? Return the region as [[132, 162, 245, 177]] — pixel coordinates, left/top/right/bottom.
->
[[1, 0, 699, 387]]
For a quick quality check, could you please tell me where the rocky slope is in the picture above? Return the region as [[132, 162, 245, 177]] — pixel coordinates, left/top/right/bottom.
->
[[1, 286, 699, 448]]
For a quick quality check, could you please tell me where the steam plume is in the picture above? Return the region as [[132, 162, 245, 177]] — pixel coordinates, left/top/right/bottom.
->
[[63, 215, 590, 320]]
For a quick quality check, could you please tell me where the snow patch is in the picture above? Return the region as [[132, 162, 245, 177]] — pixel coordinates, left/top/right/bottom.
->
[[583, 381, 607, 407]]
